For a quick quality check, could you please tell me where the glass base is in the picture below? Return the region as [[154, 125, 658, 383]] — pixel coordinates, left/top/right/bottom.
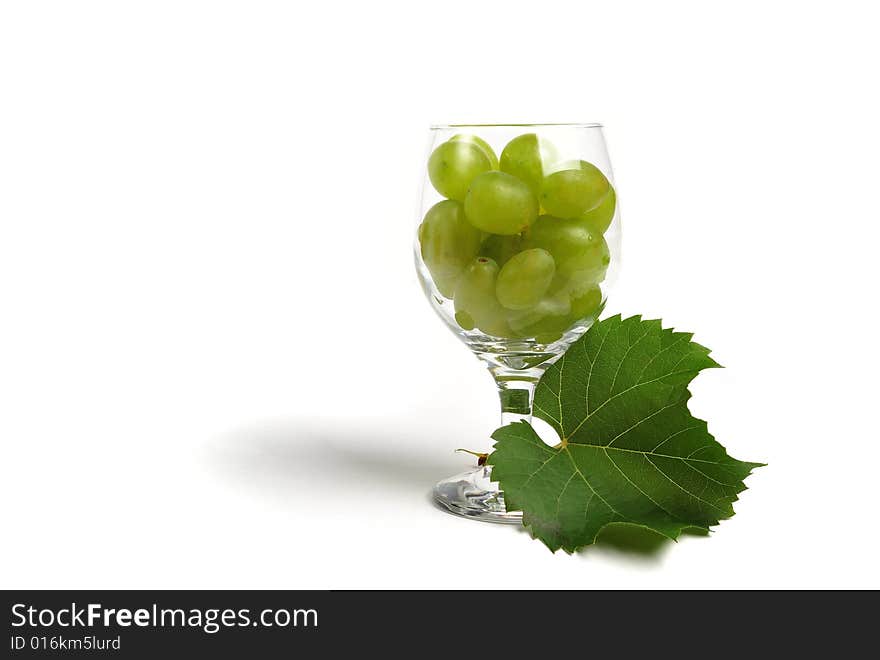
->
[[432, 466, 522, 524]]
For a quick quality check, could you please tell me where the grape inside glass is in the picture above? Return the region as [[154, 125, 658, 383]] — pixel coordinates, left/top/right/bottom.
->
[[414, 123, 621, 523]]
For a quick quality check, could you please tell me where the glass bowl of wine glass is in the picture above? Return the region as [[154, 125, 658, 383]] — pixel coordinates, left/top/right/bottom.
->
[[414, 123, 621, 523]]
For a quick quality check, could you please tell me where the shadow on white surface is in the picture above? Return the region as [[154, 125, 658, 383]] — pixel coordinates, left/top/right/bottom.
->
[[206, 417, 464, 498], [206, 417, 706, 564], [504, 517, 708, 563]]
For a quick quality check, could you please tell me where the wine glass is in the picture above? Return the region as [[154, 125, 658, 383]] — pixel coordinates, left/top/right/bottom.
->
[[414, 123, 621, 523]]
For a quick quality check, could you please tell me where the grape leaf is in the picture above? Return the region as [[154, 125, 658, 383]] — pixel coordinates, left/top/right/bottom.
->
[[487, 315, 763, 553]]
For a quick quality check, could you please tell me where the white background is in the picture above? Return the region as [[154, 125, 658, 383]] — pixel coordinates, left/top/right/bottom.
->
[[2, 1, 878, 589]]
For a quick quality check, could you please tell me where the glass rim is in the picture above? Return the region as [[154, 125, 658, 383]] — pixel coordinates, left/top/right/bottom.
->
[[430, 122, 603, 129]]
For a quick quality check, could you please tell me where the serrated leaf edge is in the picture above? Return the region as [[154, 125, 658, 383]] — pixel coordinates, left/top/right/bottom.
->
[[490, 419, 763, 554], [488, 315, 765, 554]]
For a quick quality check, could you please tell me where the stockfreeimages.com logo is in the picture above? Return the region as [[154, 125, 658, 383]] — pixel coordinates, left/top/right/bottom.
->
[[11, 603, 318, 634]]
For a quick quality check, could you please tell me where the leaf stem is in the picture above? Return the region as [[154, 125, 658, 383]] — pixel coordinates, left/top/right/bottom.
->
[[455, 448, 489, 466]]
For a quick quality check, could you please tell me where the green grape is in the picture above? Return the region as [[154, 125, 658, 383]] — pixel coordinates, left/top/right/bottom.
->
[[418, 200, 482, 298], [450, 134, 499, 170], [579, 184, 617, 234], [454, 257, 514, 338], [508, 291, 571, 337], [479, 233, 524, 267], [569, 285, 603, 321], [509, 284, 602, 341], [428, 139, 492, 201], [541, 160, 611, 219], [463, 171, 538, 235], [526, 214, 610, 291], [563, 236, 610, 295], [495, 248, 555, 310], [454, 310, 475, 331], [499, 133, 558, 197]]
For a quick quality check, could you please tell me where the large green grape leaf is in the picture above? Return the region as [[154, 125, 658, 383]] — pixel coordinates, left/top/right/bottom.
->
[[487, 315, 763, 553]]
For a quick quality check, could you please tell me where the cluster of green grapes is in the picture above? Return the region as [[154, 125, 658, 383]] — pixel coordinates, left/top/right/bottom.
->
[[418, 133, 615, 343]]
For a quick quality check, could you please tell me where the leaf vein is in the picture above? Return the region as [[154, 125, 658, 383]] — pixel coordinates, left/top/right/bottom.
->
[[608, 324, 654, 395], [644, 454, 728, 514], [603, 448, 683, 522], [650, 425, 701, 453], [606, 400, 681, 449], [564, 447, 625, 520]]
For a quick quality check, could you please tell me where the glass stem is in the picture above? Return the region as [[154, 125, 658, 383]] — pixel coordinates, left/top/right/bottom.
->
[[494, 368, 541, 426]]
